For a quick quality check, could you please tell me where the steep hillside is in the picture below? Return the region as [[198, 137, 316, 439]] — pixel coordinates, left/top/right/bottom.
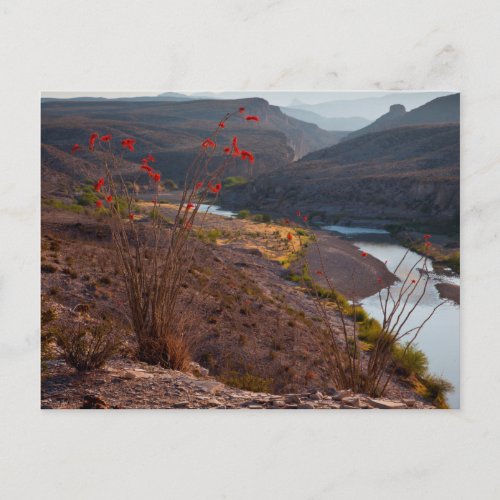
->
[[222, 124, 460, 225], [345, 93, 459, 140], [41, 98, 343, 195]]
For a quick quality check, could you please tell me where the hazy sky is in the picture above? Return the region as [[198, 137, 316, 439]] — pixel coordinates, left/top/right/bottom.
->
[[42, 90, 454, 107]]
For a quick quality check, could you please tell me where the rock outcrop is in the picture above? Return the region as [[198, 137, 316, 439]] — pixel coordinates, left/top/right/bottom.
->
[[41, 358, 435, 410]]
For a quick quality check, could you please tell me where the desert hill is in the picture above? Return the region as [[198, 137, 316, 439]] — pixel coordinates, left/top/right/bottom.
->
[[41, 98, 344, 195], [345, 93, 459, 140], [222, 123, 460, 225]]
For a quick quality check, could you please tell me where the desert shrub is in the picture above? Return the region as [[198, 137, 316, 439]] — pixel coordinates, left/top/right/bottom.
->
[[163, 178, 178, 189], [237, 209, 251, 219], [222, 371, 273, 393], [41, 307, 57, 327], [41, 263, 57, 273], [252, 213, 272, 223], [420, 374, 454, 408], [392, 343, 429, 377], [224, 176, 247, 188], [53, 321, 118, 372], [344, 304, 368, 322], [196, 228, 222, 243], [77, 187, 99, 206], [358, 318, 383, 343], [62, 268, 78, 279], [164, 335, 191, 371]]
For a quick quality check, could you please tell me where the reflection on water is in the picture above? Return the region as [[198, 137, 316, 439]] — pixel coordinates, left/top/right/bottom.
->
[[352, 238, 460, 408], [323, 224, 389, 235], [198, 204, 237, 218]]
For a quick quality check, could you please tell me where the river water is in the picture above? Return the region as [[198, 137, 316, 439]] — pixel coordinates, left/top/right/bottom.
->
[[324, 225, 460, 408]]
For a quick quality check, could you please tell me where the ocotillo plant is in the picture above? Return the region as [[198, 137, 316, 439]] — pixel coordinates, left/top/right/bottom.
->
[[71, 107, 258, 369], [287, 218, 446, 397]]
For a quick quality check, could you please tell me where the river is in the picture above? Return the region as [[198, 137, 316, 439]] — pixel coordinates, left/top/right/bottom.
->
[[324, 225, 460, 408]]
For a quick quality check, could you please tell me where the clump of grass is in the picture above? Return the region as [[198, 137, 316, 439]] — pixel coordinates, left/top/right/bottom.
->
[[196, 228, 223, 243], [358, 318, 383, 343], [418, 374, 454, 408], [224, 176, 247, 188], [221, 371, 273, 393], [252, 213, 272, 223], [344, 304, 368, 322], [392, 343, 429, 377], [237, 209, 251, 219]]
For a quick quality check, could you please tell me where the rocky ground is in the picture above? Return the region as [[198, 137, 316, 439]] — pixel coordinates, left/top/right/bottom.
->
[[42, 359, 433, 410], [41, 204, 436, 408]]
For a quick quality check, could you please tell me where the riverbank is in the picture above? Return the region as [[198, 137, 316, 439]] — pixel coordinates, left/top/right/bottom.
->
[[140, 193, 397, 300]]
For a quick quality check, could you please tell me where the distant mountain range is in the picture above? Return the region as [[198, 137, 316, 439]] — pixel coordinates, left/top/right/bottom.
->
[[345, 93, 460, 140], [41, 98, 346, 195], [287, 92, 453, 121], [279, 107, 371, 131]]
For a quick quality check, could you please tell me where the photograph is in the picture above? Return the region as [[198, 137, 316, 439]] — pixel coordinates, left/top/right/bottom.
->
[[40, 90, 460, 410]]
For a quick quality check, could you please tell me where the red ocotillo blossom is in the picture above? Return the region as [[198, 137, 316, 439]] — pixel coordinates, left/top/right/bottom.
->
[[315, 270, 323, 276], [129, 213, 135, 221], [239, 107, 245, 113], [208, 181, 221, 193], [94, 177, 105, 192], [89, 132, 99, 151], [106, 195, 113, 203], [219, 121, 225, 128], [100, 134, 112, 142], [240, 150, 255, 164], [201, 138, 216, 149], [296, 210, 301, 217], [423, 233, 431, 240], [287, 233, 293, 241], [186, 203, 195, 210], [224, 147, 231, 154], [245, 115, 260, 122], [153, 173, 161, 183], [303, 215, 308, 222], [377, 277, 382, 284], [361, 251, 368, 257], [95, 200, 103, 208], [195, 182, 203, 190], [232, 136, 240, 156], [121, 138, 136, 151], [70, 144, 80, 154], [140, 164, 153, 173], [143, 153, 156, 163], [411, 279, 416, 284]]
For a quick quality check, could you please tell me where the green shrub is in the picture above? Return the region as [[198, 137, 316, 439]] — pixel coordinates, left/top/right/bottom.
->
[[358, 318, 383, 343], [344, 304, 368, 322], [221, 371, 273, 393], [420, 374, 454, 408], [224, 176, 247, 188], [237, 209, 251, 219], [392, 343, 429, 377], [252, 213, 272, 223], [196, 228, 222, 243], [163, 178, 178, 189]]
